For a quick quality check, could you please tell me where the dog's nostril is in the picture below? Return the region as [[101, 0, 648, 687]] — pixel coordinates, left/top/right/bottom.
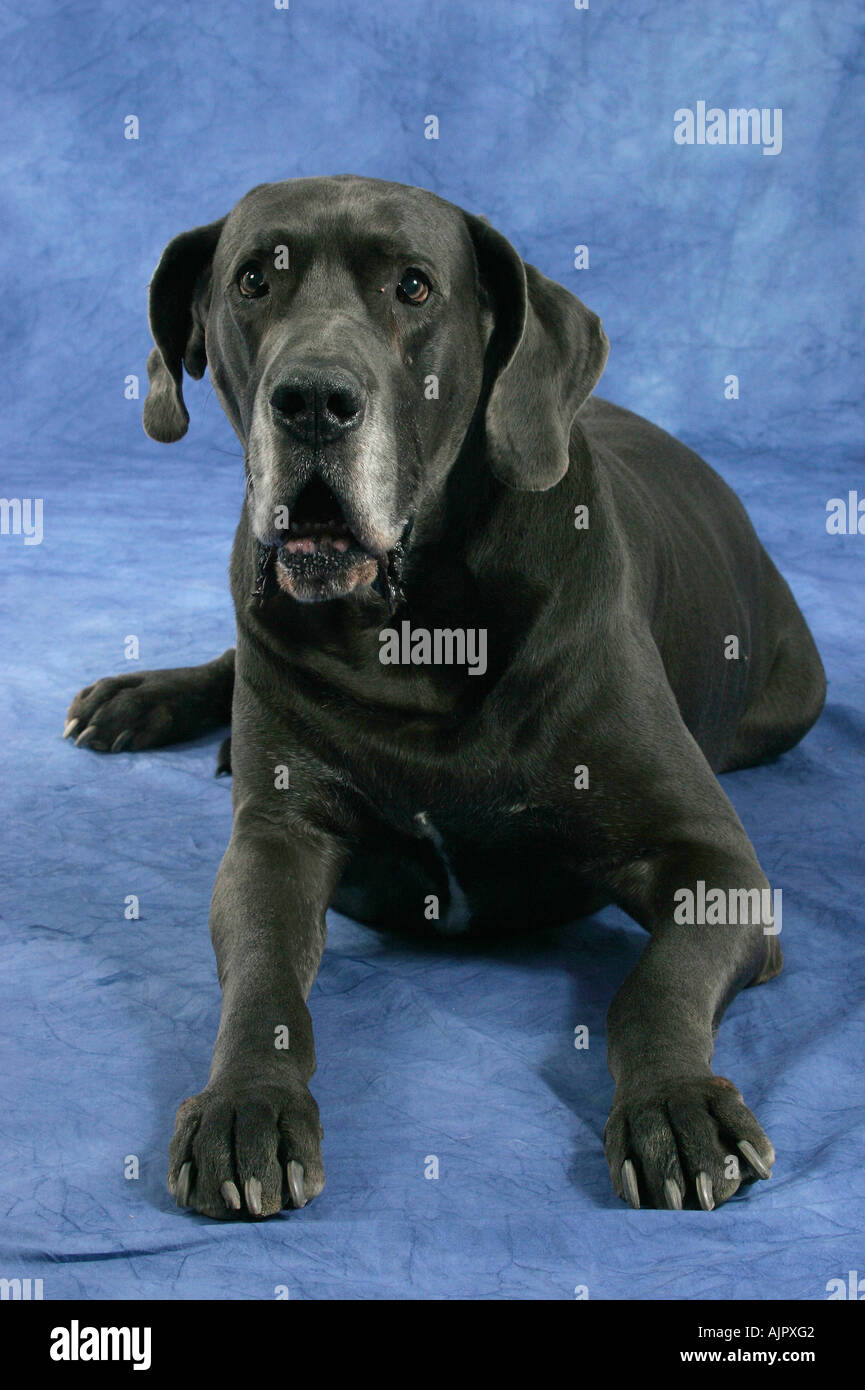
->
[[270, 384, 310, 420], [281, 389, 307, 417], [326, 391, 358, 423], [271, 370, 364, 441]]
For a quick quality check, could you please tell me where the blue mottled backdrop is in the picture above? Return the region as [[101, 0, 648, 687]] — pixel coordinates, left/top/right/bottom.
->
[[1, 0, 862, 1299]]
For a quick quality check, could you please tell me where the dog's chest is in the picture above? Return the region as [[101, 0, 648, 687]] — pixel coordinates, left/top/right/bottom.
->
[[411, 802, 531, 935], [412, 810, 471, 935]]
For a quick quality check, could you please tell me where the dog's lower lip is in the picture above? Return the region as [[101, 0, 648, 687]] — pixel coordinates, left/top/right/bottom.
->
[[272, 530, 378, 599]]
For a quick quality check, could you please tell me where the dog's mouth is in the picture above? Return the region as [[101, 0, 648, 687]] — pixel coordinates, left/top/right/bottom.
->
[[279, 478, 355, 556], [272, 478, 378, 601]]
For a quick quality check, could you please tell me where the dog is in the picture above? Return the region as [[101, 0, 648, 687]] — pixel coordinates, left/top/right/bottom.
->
[[65, 176, 826, 1215]]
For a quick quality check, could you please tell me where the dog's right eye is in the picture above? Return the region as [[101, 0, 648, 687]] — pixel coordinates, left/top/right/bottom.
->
[[238, 263, 268, 299]]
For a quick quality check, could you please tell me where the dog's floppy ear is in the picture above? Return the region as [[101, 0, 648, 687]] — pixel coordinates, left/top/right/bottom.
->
[[142, 217, 226, 443], [464, 212, 609, 491]]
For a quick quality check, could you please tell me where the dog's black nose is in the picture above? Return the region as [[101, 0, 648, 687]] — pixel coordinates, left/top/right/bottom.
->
[[270, 368, 365, 445]]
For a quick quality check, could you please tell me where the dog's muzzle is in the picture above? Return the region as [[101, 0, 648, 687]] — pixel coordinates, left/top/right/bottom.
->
[[251, 474, 409, 610]]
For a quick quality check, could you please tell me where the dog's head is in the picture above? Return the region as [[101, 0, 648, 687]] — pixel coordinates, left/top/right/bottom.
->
[[143, 176, 608, 603]]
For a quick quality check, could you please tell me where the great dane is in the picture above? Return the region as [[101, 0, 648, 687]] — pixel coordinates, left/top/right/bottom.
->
[[65, 176, 826, 1215]]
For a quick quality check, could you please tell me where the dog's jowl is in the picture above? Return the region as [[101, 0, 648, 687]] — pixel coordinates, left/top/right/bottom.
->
[[65, 176, 826, 1215]]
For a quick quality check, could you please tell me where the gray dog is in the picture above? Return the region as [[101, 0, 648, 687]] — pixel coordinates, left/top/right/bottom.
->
[[66, 176, 825, 1216]]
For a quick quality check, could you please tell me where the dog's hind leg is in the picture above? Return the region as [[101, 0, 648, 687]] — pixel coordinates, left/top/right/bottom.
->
[[722, 561, 826, 772], [64, 648, 235, 753]]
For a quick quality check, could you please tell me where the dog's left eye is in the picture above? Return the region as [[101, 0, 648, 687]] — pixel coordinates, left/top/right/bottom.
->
[[396, 268, 431, 305], [238, 263, 269, 299]]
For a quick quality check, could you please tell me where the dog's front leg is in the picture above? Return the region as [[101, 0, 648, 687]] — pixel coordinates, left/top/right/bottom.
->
[[603, 840, 780, 1212], [168, 810, 345, 1219]]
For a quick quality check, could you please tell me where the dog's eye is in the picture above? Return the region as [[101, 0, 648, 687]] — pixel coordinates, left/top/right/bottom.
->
[[238, 263, 268, 299], [396, 268, 431, 305]]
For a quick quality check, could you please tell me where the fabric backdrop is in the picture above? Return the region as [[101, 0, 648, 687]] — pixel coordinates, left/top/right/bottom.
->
[[1, 0, 862, 1300]]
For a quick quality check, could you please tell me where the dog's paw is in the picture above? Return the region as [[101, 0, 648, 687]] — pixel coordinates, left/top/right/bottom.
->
[[64, 670, 209, 752], [604, 1073, 774, 1211], [167, 1075, 325, 1219]]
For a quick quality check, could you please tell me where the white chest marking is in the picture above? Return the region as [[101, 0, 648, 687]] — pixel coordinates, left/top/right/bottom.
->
[[414, 810, 472, 935]]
